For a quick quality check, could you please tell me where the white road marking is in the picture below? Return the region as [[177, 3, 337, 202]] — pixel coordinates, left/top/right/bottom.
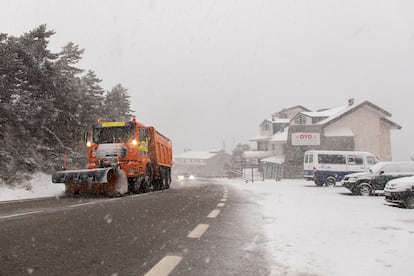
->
[[68, 201, 98, 208], [187, 224, 209, 239], [0, 197, 56, 205], [221, 198, 227, 202], [0, 210, 44, 219], [144, 255, 183, 276], [217, 203, 225, 207], [207, 209, 221, 218], [223, 195, 228, 198]]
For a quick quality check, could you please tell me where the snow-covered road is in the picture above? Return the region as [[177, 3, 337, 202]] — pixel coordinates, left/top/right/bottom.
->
[[226, 179, 414, 276], [1, 176, 413, 275]]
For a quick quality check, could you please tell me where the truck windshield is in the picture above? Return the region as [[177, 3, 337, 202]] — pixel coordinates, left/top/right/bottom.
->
[[93, 125, 135, 144]]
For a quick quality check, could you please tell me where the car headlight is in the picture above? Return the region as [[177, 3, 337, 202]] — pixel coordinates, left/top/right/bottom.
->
[[347, 177, 357, 183], [385, 183, 396, 190]]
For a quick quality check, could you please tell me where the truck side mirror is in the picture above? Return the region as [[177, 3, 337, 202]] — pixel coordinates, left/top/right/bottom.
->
[[83, 132, 88, 142]]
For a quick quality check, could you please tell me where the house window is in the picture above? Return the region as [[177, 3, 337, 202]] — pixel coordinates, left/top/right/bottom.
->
[[294, 115, 307, 125]]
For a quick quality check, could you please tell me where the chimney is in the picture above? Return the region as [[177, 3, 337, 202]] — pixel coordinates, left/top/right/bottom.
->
[[348, 98, 355, 106]]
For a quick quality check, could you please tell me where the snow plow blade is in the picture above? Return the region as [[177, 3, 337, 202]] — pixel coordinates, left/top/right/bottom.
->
[[52, 168, 125, 196]]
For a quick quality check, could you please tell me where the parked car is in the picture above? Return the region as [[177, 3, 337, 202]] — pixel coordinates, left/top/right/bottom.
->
[[342, 162, 414, 196], [303, 150, 378, 186], [384, 176, 414, 208]]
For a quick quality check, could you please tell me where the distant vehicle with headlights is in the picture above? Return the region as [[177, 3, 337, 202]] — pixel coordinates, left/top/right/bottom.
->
[[303, 150, 378, 186], [384, 176, 414, 208], [52, 117, 173, 196], [177, 172, 195, 182], [342, 162, 414, 196]]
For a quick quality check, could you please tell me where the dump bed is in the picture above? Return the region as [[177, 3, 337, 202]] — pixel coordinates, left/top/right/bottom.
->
[[148, 127, 172, 168]]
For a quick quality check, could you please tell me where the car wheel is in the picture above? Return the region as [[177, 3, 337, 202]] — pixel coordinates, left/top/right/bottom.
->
[[403, 196, 414, 209], [325, 177, 336, 187], [359, 183, 372, 196]]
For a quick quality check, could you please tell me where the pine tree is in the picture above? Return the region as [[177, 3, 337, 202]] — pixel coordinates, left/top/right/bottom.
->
[[102, 84, 134, 121], [0, 25, 134, 185]]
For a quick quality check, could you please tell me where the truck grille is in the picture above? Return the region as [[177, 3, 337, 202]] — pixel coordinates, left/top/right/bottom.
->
[[96, 143, 127, 159]]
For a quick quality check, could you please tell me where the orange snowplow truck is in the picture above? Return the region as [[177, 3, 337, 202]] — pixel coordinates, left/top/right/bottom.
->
[[52, 117, 172, 196]]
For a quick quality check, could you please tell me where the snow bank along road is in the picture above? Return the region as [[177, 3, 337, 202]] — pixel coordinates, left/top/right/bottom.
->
[[0, 178, 271, 276]]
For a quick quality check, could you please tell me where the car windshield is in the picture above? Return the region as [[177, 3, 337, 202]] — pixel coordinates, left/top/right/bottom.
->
[[368, 163, 385, 175]]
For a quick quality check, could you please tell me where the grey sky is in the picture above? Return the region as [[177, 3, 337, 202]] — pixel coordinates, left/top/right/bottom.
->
[[1, 0, 414, 159]]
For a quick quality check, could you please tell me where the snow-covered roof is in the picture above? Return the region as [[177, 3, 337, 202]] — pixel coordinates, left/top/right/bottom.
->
[[261, 155, 285, 164], [174, 151, 218, 160], [243, 151, 273, 159], [250, 135, 271, 142], [260, 119, 272, 126], [302, 105, 349, 120], [272, 118, 290, 124], [270, 128, 289, 142], [296, 100, 399, 128]]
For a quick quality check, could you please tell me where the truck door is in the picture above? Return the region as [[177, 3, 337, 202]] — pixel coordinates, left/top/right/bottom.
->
[[347, 155, 365, 173]]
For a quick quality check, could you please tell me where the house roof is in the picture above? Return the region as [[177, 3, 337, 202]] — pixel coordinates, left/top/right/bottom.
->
[[270, 128, 289, 142], [272, 118, 290, 124], [293, 100, 400, 129], [320, 100, 396, 127], [260, 119, 272, 126], [243, 150, 273, 159], [174, 151, 218, 160], [250, 135, 271, 142], [301, 105, 349, 119], [279, 105, 311, 113], [261, 155, 285, 164], [381, 117, 402, 130]]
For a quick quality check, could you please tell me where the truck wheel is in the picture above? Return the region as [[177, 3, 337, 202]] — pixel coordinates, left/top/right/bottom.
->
[[140, 171, 150, 193], [359, 183, 372, 196], [129, 178, 140, 194], [403, 196, 414, 209], [325, 177, 336, 187], [314, 180, 324, 186], [161, 168, 168, 190], [165, 170, 171, 189], [160, 174, 167, 190]]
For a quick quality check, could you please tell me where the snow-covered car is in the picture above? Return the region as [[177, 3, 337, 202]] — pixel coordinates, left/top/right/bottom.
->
[[342, 162, 414, 196], [384, 176, 414, 208]]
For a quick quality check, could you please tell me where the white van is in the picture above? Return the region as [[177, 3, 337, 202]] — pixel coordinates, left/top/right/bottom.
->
[[303, 150, 378, 186]]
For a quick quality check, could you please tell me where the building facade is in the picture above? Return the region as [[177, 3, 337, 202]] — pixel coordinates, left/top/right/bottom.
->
[[173, 150, 231, 177], [251, 99, 401, 178]]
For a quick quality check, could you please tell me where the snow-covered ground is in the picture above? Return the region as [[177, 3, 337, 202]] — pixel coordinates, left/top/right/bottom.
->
[[226, 178, 414, 276], [1, 175, 413, 275], [0, 173, 65, 201]]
